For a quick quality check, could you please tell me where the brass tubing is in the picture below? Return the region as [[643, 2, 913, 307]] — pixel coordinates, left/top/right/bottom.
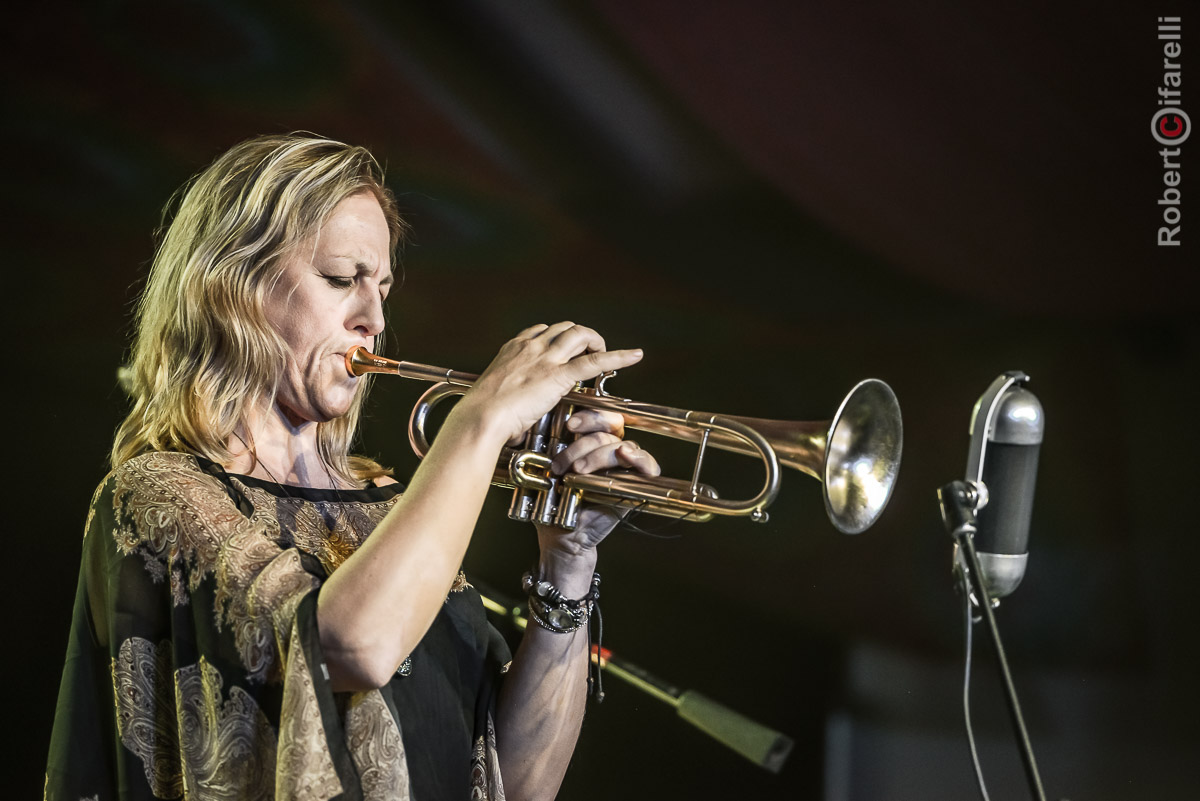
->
[[347, 347, 902, 534]]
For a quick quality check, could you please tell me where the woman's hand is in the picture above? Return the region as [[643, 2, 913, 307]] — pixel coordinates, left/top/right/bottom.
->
[[534, 408, 661, 582], [457, 322, 644, 447]]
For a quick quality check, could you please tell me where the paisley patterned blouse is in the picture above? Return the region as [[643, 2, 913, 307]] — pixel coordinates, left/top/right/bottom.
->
[[46, 452, 510, 800]]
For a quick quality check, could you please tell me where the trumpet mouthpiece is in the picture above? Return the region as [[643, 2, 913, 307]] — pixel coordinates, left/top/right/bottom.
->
[[345, 346, 389, 377], [345, 347, 365, 376]]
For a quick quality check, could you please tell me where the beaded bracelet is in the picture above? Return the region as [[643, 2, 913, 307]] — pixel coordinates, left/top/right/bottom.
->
[[521, 570, 600, 634], [521, 567, 606, 700]]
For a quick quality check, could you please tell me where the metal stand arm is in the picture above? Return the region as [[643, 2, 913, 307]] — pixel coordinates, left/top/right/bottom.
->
[[939, 480, 1047, 801]]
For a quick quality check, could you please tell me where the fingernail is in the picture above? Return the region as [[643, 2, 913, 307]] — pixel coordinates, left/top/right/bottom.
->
[[566, 416, 580, 430]]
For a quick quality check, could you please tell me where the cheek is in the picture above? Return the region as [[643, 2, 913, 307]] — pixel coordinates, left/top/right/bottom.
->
[[278, 316, 329, 361]]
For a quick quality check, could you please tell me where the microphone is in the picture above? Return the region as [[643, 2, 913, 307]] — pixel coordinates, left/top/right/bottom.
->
[[963, 371, 1045, 598]]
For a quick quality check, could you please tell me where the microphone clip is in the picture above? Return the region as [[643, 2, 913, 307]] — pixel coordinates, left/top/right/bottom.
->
[[939, 480, 997, 614]]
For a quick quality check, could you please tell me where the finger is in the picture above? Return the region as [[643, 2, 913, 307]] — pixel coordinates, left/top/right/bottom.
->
[[614, 441, 662, 477], [532, 320, 580, 345], [514, 323, 550, 340], [550, 431, 621, 474], [546, 323, 606, 359], [565, 409, 626, 438], [562, 347, 643, 383], [564, 440, 626, 475], [566, 439, 658, 476]]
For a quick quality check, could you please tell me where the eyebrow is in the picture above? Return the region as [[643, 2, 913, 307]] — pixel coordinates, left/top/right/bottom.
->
[[331, 255, 394, 285]]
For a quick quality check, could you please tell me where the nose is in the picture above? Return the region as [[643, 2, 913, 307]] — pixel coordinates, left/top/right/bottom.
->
[[349, 286, 386, 339]]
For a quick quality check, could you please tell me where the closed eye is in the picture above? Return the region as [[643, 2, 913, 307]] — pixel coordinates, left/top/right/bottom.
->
[[322, 275, 354, 289]]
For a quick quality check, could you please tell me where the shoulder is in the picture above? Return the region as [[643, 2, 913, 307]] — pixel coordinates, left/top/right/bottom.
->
[[110, 452, 247, 560], [113, 452, 227, 507]]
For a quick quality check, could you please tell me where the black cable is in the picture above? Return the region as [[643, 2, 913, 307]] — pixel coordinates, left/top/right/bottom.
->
[[960, 562, 992, 801]]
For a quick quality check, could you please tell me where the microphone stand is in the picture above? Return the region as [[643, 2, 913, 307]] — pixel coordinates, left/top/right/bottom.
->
[[939, 480, 1047, 801]]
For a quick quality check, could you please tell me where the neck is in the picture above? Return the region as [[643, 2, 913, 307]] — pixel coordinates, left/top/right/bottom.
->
[[227, 401, 347, 489]]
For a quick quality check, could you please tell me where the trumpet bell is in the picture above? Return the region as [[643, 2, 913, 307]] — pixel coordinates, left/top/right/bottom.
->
[[823, 379, 903, 534], [718, 378, 902, 534]]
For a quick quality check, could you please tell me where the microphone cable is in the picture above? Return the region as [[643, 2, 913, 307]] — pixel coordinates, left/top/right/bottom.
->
[[959, 559, 992, 801]]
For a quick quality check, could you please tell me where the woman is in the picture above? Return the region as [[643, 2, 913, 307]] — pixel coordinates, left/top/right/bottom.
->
[[46, 133, 659, 800]]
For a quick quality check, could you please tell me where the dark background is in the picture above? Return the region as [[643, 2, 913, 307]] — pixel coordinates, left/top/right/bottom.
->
[[5, 1, 1198, 798]]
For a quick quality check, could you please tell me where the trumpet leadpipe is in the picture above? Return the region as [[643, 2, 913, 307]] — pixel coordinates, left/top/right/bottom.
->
[[346, 346, 478, 386]]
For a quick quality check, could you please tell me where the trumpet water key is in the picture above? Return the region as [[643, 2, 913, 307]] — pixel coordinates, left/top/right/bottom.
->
[[346, 347, 903, 534]]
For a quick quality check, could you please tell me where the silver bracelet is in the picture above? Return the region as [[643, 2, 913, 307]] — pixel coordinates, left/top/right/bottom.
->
[[522, 569, 600, 634], [521, 568, 606, 700]]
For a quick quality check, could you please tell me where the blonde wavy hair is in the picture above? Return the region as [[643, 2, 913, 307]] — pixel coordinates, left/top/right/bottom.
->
[[112, 133, 408, 486]]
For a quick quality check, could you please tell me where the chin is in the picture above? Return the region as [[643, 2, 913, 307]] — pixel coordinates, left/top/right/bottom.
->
[[318, 392, 358, 422], [281, 391, 355, 426], [308, 402, 350, 424]]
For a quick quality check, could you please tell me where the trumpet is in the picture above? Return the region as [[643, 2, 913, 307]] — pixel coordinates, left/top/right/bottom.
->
[[346, 347, 902, 534]]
